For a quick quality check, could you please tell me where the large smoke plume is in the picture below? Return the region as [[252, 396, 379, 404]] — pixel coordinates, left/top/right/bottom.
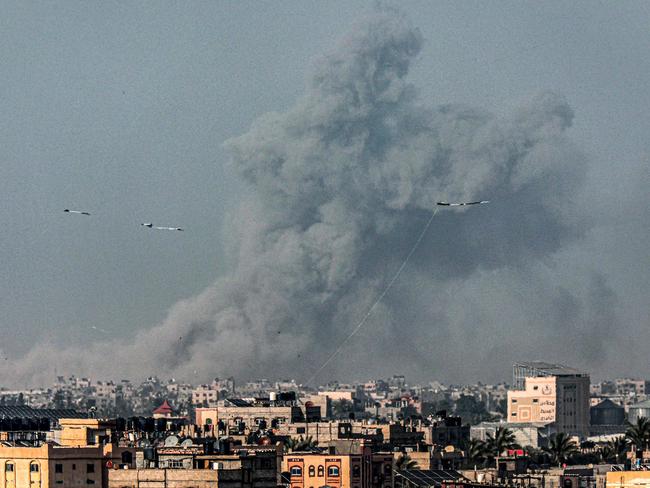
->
[[6, 8, 611, 386]]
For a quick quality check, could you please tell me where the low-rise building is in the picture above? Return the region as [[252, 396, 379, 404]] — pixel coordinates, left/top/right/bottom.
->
[[283, 444, 393, 488]]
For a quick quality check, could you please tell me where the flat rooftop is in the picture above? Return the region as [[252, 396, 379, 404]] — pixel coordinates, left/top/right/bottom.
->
[[514, 361, 587, 376]]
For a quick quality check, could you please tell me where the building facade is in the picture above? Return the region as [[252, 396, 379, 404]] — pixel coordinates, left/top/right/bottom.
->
[[283, 446, 393, 488], [508, 362, 590, 437]]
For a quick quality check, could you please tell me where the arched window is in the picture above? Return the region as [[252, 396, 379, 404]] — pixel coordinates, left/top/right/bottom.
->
[[30, 463, 40, 473], [309, 466, 315, 477], [352, 465, 361, 477], [328, 466, 340, 477], [317, 466, 324, 477], [5, 462, 14, 473], [290, 466, 302, 477]]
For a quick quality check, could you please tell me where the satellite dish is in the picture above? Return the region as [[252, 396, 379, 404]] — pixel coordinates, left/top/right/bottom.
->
[[164, 435, 179, 447], [180, 439, 193, 448]]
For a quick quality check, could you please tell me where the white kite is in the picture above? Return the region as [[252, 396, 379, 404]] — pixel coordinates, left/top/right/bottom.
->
[[64, 209, 91, 215], [436, 200, 489, 207], [141, 223, 184, 231]]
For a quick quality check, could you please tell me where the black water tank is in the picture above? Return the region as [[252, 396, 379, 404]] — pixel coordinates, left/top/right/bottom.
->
[[590, 399, 625, 425]]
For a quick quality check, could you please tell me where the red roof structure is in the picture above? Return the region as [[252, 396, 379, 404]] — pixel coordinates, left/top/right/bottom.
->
[[153, 399, 174, 417]]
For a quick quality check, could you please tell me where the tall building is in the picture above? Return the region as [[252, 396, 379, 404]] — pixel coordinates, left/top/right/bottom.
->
[[508, 362, 590, 437]]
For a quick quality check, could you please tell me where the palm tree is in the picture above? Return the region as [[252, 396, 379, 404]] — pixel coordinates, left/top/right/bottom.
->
[[464, 438, 487, 467], [626, 417, 650, 451], [284, 435, 319, 452], [543, 433, 579, 466], [395, 453, 419, 471], [602, 436, 628, 463], [486, 427, 520, 457]]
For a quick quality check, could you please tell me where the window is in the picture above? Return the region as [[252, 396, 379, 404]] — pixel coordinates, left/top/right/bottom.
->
[[328, 466, 340, 477], [290, 466, 302, 477], [309, 466, 315, 477], [30, 463, 40, 473], [87, 463, 95, 473], [86, 480, 95, 485], [72, 464, 77, 470], [318, 466, 324, 476], [511, 399, 517, 403], [5, 463, 14, 472], [511, 413, 517, 417], [352, 465, 361, 478], [533, 386, 538, 390], [55, 464, 63, 474], [533, 399, 539, 403], [121, 452, 133, 465], [297, 427, 306, 434]]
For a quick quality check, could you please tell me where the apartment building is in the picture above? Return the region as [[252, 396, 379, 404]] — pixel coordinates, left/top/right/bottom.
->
[[508, 362, 590, 437]]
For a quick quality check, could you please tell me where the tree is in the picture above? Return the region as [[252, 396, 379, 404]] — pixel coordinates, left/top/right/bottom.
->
[[543, 433, 579, 466], [602, 436, 628, 463], [454, 395, 490, 425], [486, 427, 520, 458], [463, 438, 486, 467], [284, 435, 319, 453], [626, 417, 650, 451], [395, 453, 419, 470]]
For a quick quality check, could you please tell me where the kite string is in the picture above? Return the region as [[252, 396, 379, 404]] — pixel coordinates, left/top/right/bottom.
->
[[307, 206, 440, 385]]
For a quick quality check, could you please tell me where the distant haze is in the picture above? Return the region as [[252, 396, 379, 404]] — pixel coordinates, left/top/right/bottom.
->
[[0, 3, 648, 387]]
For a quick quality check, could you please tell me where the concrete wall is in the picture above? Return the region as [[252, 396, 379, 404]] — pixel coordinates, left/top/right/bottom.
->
[[109, 468, 219, 488]]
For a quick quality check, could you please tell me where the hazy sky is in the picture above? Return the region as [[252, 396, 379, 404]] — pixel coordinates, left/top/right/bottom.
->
[[1, 1, 648, 386]]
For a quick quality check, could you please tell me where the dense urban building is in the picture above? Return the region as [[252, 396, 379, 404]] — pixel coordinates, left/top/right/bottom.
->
[[3, 365, 650, 488]]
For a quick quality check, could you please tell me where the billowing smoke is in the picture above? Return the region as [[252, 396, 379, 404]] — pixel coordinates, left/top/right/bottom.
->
[[6, 8, 611, 386]]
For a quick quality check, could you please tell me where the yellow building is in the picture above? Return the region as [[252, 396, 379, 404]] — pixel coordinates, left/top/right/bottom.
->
[[283, 446, 393, 488], [0, 418, 138, 488], [606, 471, 650, 488], [0, 443, 107, 488]]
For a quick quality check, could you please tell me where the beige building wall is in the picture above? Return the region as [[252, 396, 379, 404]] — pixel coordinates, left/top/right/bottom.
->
[[0, 444, 106, 488], [196, 405, 301, 433], [283, 449, 392, 488], [508, 377, 557, 423], [606, 471, 650, 488], [318, 391, 355, 402], [508, 375, 590, 437], [109, 468, 219, 488]]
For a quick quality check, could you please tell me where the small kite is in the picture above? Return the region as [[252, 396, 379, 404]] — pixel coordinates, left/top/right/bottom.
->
[[141, 223, 184, 231], [64, 209, 91, 215], [436, 200, 489, 207]]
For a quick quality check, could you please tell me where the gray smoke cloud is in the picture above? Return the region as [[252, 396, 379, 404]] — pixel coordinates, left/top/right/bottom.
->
[[5, 8, 613, 386]]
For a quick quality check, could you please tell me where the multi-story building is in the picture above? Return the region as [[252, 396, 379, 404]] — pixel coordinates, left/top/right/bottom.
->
[[615, 378, 648, 397], [507, 362, 590, 437], [283, 443, 393, 488], [192, 384, 220, 408], [0, 418, 138, 488], [196, 394, 320, 436]]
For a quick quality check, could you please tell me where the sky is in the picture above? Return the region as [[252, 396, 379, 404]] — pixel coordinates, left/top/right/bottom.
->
[[0, 1, 648, 386]]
